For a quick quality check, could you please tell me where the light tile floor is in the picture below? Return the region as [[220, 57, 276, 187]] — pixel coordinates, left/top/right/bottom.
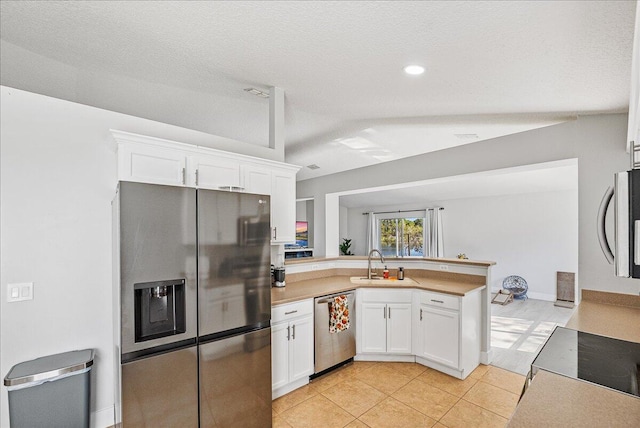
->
[[272, 362, 525, 428], [490, 298, 576, 375]]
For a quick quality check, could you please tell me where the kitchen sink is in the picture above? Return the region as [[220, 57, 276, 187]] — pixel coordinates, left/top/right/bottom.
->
[[349, 276, 417, 285]]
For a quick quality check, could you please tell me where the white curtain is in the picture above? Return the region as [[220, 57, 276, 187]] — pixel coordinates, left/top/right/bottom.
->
[[425, 207, 444, 258], [365, 212, 378, 254]]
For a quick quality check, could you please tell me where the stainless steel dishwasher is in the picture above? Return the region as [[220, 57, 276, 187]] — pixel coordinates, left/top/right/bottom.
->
[[314, 290, 356, 374]]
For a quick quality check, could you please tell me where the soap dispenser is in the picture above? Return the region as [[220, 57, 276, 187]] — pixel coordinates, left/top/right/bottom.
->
[[383, 266, 389, 279]]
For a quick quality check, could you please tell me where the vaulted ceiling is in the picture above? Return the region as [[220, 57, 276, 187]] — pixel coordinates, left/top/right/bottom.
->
[[0, 1, 636, 180]]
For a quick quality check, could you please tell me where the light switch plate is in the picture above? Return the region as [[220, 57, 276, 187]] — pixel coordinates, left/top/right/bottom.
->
[[7, 282, 33, 302]]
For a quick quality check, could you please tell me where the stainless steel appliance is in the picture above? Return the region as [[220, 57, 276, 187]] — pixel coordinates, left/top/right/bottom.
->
[[597, 168, 640, 278], [113, 181, 272, 427], [525, 326, 640, 399], [314, 291, 356, 374]]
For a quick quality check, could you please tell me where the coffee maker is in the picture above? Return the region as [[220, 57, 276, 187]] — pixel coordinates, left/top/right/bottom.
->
[[271, 265, 286, 288]]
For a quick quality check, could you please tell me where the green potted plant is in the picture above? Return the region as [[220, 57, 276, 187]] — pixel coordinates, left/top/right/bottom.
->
[[339, 238, 353, 255]]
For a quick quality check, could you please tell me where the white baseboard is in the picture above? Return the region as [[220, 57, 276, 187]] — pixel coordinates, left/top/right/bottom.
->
[[92, 406, 115, 428], [272, 377, 309, 400], [481, 349, 493, 365], [491, 288, 555, 302]]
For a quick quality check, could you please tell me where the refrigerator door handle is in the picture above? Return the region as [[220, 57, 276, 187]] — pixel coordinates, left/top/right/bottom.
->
[[597, 186, 615, 264], [615, 172, 630, 276], [635, 220, 640, 266]]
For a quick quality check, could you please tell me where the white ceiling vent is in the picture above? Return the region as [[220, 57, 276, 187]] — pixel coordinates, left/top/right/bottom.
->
[[243, 88, 270, 98], [454, 133, 479, 140], [306, 164, 320, 170]]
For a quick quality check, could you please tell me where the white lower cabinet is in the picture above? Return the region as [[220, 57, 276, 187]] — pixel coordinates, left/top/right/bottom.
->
[[418, 304, 459, 368], [355, 287, 482, 379], [271, 300, 314, 399], [358, 289, 412, 357], [414, 289, 481, 379]]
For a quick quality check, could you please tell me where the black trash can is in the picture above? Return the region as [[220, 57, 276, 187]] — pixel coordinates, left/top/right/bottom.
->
[[4, 349, 94, 428]]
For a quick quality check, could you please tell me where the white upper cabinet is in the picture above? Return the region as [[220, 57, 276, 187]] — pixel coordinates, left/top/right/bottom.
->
[[118, 143, 187, 186], [242, 164, 297, 243], [189, 154, 242, 190], [113, 130, 300, 244], [270, 169, 297, 243], [242, 164, 272, 195]]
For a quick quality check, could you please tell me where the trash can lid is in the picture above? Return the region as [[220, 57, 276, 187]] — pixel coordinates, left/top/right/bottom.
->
[[4, 349, 94, 387]]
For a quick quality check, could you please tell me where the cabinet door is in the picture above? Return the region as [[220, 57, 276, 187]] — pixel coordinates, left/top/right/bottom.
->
[[289, 315, 314, 382], [271, 322, 290, 390], [242, 165, 272, 195], [119, 144, 187, 186], [421, 305, 459, 368], [190, 154, 241, 190], [270, 169, 297, 243], [361, 303, 387, 353], [387, 303, 412, 354]]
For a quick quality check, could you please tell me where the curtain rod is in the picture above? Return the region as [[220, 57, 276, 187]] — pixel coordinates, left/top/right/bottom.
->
[[362, 208, 444, 215]]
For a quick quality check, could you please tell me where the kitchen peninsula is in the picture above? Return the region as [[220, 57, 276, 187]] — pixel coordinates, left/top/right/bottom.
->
[[270, 257, 494, 397]]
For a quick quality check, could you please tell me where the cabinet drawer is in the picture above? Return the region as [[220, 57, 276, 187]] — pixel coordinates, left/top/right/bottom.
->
[[272, 299, 313, 323], [420, 291, 460, 311]]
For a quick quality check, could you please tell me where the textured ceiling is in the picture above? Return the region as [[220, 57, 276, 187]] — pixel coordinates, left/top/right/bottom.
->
[[0, 1, 636, 180]]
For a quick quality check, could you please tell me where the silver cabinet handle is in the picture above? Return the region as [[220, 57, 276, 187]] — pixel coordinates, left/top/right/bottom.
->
[[388, 307, 391, 318], [430, 299, 444, 304], [181, 168, 186, 185], [195, 169, 199, 186], [383, 306, 386, 319], [273, 227, 277, 240], [217, 186, 246, 192], [284, 310, 298, 315], [292, 324, 296, 340], [286, 325, 290, 341], [420, 308, 423, 321], [597, 186, 615, 264]]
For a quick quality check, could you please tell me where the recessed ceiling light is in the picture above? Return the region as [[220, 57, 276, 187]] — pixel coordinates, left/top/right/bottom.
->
[[403, 65, 425, 75]]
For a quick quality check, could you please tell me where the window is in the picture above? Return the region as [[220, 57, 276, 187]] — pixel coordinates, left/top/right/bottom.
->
[[378, 215, 425, 257]]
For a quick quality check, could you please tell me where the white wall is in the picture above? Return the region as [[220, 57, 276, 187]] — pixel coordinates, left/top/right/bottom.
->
[[342, 189, 578, 301], [0, 86, 280, 428], [298, 114, 640, 296], [442, 191, 578, 300]]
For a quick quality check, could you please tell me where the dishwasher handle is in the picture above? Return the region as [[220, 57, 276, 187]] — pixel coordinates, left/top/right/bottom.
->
[[315, 291, 355, 304]]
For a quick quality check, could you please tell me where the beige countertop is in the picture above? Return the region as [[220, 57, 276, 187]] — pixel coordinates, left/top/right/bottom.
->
[[508, 370, 640, 427], [271, 275, 486, 306], [508, 291, 640, 426]]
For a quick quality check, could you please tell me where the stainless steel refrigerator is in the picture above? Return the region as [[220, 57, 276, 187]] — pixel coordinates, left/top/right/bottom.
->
[[113, 181, 272, 427]]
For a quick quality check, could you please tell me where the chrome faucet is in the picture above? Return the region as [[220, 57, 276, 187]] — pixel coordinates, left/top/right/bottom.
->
[[367, 249, 385, 279]]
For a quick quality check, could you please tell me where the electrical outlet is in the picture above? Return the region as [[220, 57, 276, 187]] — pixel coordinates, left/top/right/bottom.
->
[[439, 265, 449, 271]]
